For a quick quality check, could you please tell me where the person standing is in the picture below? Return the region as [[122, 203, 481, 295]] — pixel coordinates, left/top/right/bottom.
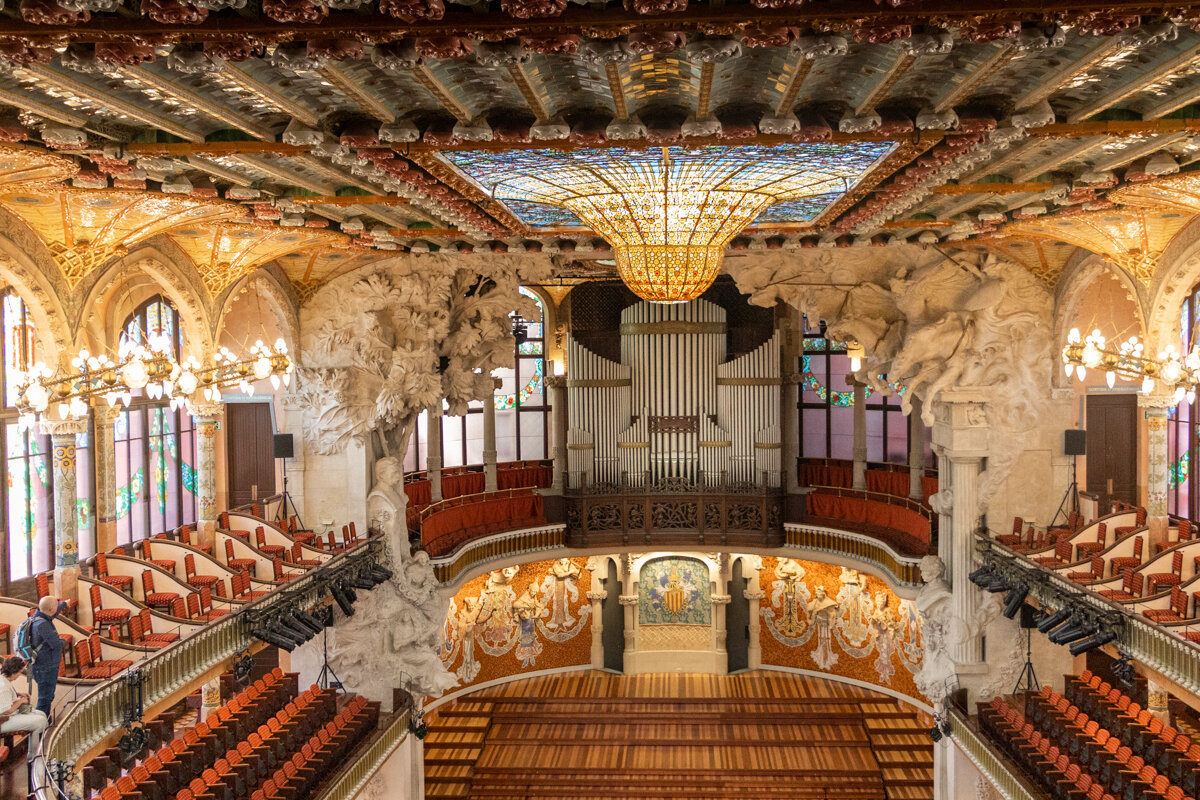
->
[[30, 597, 67, 721], [0, 656, 47, 759]]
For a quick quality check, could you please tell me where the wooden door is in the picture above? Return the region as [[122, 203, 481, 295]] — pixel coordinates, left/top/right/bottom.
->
[[226, 402, 276, 508], [1085, 394, 1138, 509], [601, 559, 624, 672], [726, 558, 750, 673]]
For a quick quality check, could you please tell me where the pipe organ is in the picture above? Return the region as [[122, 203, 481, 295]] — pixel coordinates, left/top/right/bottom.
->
[[567, 299, 780, 486]]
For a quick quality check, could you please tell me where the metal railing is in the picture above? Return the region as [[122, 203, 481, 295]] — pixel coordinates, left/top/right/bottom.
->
[[313, 707, 412, 800], [785, 524, 924, 588], [34, 538, 382, 798], [948, 709, 1039, 800], [981, 534, 1200, 700]]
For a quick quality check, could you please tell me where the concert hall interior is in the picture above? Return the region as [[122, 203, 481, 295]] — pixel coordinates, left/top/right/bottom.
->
[[11, 0, 1200, 798]]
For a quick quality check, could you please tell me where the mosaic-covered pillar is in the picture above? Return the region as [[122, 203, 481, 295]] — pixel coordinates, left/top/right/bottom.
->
[[780, 317, 801, 494], [852, 380, 867, 490], [547, 373, 568, 492], [201, 675, 222, 721], [192, 401, 223, 552], [909, 397, 926, 501], [1143, 394, 1172, 544], [45, 418, 87, 603], [587, 589, 606, 668], [92, 404, 119, 556], [484, 378, 499, 492], [427, 404, 443, 503]]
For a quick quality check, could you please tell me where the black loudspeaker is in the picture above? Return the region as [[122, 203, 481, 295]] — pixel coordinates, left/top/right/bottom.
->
[[1019, 603, 1039, 629], [273, 433, 294, 460], [1064, 429, 1087, 456]]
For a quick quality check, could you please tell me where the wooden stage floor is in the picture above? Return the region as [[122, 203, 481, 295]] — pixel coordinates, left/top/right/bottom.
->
[[424, 671, 934, 800]]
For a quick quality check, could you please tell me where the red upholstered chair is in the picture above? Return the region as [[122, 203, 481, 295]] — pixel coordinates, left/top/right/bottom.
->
[[255, 527, 287, 561], [143, 538, 177, 574], [178, 524, 210, 555], [36, 572, 77, 616], [286, 517, 316, 545], [1098, 568, 1142, 601], [141, 570, 180, 612], [1116, 507, 1149, 538], [290, 543, 320, 568], [272, 558, 300, 583], [95, 552, 133, 592], [184, 553, 223, 595], [1075, 523, 1108, 559], [138, 608, 180, 646], [225, 539, 258, 574], [1109, 536, 1145, 576], [1147, 550, 1185, 595], [1158, 518, 1193, 553], [1035, 537, 1074, 566], [1144, 586, 1189, 623], [232, 571, 268, 601], [198, 587, 229, 621], [75, 635, 132, 679], [1068, 555, 1105, 583], [89, 584, 131, 640]]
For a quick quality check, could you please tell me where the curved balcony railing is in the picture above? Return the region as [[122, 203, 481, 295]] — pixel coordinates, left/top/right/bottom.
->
[[798, 457, 938, 502], [33, 538, 383, 800], [416, 488, 547, 557], [948, 708, 1040, 800], [784, 523, 924, 588], [803, 485, 935, 557], [313, 704, 413, 800], [430, 525, 567, 584]]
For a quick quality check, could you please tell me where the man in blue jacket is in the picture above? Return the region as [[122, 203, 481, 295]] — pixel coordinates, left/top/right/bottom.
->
[[30, 596, 67, 721]]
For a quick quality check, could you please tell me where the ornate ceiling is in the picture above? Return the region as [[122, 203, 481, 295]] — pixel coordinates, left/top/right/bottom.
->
[[3, 3, 1200, 296]]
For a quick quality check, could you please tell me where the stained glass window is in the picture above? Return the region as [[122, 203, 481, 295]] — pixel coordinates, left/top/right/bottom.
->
[[115, 297, 196, 542], [409, 287, 550, 471], [1169, 288, 1200, 517]]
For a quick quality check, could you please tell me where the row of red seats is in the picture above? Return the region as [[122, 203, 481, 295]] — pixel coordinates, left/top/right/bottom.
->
[[85, 668, 297, 800]]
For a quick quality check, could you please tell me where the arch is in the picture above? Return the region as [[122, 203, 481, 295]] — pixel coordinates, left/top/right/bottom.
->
[[1053, 251, 1147, 370], [0, 231, 71, 360], [215, 268, 300, 354], [1147, 217, 1200, 351], [81, 248, 213, 360]]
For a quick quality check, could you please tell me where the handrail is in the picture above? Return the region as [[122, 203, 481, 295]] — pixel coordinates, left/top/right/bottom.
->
[[948, 708, 1039, 800], [805, 484, 934, 519], [430, 525, 566, 584], [981, 534, 1200, 699], [418, 487, 540, 523], [784, 523, 924, 588], [404, 459, 551, 484], [312, 707, 412, 800], [33, 537, 380, 799], [799, 456, 939, 478]]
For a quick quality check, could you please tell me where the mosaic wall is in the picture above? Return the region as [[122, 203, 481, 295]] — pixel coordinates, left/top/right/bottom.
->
[[439, 557, 593, 690], [757, 556, 926, 702], [638, 556, 711, 626]]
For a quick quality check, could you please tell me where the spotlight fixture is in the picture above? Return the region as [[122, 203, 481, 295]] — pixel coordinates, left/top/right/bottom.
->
[[1048, 618, 1095, 645], [293, 608, 326, 635], [1003, 585, 1030, 619], [968, 564, 994, 588], [331, 580, 356, 617], [350, 570, 376, 591], [232, 649, 254, 686], [1069, 628, 1117, 656], [928, 724, 943, 743], [252, 624, 298, 652], [369, 564, 394, 584], [117, 722, 148, 759], [985, 574, 1012, 593], [278, 612, 316, 643], [1036, 607, 1072, 634]]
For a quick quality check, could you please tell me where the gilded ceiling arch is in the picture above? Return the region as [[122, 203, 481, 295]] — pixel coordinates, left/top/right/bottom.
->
[[216, 269, 300, 355], [1144, 217, 1200, 353], [0, 231, 71, 362], [1052, 250, 1148, 379]]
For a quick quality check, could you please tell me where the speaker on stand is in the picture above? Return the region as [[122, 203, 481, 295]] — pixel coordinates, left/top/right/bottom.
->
[[1051, 429, 1086, 529], [273, 433, 304, 531]]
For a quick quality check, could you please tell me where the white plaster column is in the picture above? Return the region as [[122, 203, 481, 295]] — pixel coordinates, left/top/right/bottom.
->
[[619, 594, 638, 670], [201, 675, 221, 721], [745, 586, 765, 669], [931, 394, 990, 667], [933, 739, 955, 800], [92, 403, 119, 556], [780, 317, 802, 493], [935, 444, 952, 573], [427, 404, 443, 503], [547, 373, 568, 492], [191, 401, 223, 551], [1142, 393, 1173, 545], [483, 378, 499, 492], [587, 589, 606, 668], [852, 380, 867, 490], [44, 418, 87, 603], [909, 397, 926, 500]]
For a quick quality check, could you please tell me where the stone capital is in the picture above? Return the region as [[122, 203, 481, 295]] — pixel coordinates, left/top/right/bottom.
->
[[744, 589, 766, 601], [711, 594, 732, 605], [619, 595, 639, 606], [545, 375, 567, 390], [190, 400, 225, 420], [40, 417, 88, 437], [1138, 391, 1176, 412], [586, 590, 607, 602]]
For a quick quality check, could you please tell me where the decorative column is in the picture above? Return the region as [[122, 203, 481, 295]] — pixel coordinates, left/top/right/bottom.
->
[[934, 444, 952, 572], [619, 594, 638, 671], [909, 397, 926, 500], [483, 378, 499, 492], [931, 393, 990, 667], [1142, 393, 1173, 547], [547, 372, 568, 492], [780, 317, 802, 494], [92, 403, 119, 556], [852, 380, 867, 490], [201, 676, 222, 721], [192, 401, 224, 551], [1147, 677, 1170, 723], [587, 589, 606, 668], [427, 404, 443, 503], [44, 418, 87, 603], [745, 585, 765, 669]]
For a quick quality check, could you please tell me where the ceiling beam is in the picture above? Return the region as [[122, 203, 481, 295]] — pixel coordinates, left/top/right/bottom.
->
[[1027, 118, 1200, 138], [318, 63, 396, 124], [854, 52, 915, 116], [1012, 37, 1124, 110], [185, 156, 256, 186], [289, 194, 409, 207], [605, 62, 629, 120], [127, 141, 309, 156], [773, 56, 812, 118], [235, 155, 332, 194], [414, 64, 473, 123], [1093, 131, 1188, 171], [697, 61, 716, 119], [1066, 43, 1200, 123], [508, 63, 550, 122], [0, 86, 89, 129], [22, 64, 206, 142], [217, 64, 321, 128], [931, 181, 1054, 195], [932, 42, 1015, 114], [1011, 138, 1112, 181], [120, 65, 275, 141]]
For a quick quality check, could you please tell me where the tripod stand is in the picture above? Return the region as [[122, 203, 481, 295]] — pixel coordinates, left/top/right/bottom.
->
[[1012, 625, 1039, 694], [1050, 454, 1080, 529], [316, 622, 343, 692], [275, 454, 304, 531]]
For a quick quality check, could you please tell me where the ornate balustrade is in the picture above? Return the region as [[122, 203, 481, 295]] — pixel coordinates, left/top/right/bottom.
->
[[563, 470, 785, 548], [804, 485, 935, 555], [798, 457, 939, 501], [33, 538, 384, 800], [430, 525, 566, 584], [312, 706, 413, 800], [784, 523, 924, 588], [948, 708, 1041, 800], [982, 535, 1200, 701]]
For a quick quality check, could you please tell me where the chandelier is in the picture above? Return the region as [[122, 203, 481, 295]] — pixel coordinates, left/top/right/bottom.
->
[[14, 337, 292, 429], [1062, 327, 1200, 403], [448, 143, 895, 304]]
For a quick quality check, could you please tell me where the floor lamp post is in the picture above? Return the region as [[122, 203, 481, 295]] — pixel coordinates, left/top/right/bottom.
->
[[273, 433, 304, 530]]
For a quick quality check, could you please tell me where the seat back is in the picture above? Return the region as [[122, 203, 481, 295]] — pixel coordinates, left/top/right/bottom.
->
[[256, 526, 267, 549], [1133, 535, 1144, 559], [1173, 549, 1184, 574], [141, 570, 155, 595], [90, 584, 103, 611], [35, 572, 49, 599], [185, 553, 197, 579]]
